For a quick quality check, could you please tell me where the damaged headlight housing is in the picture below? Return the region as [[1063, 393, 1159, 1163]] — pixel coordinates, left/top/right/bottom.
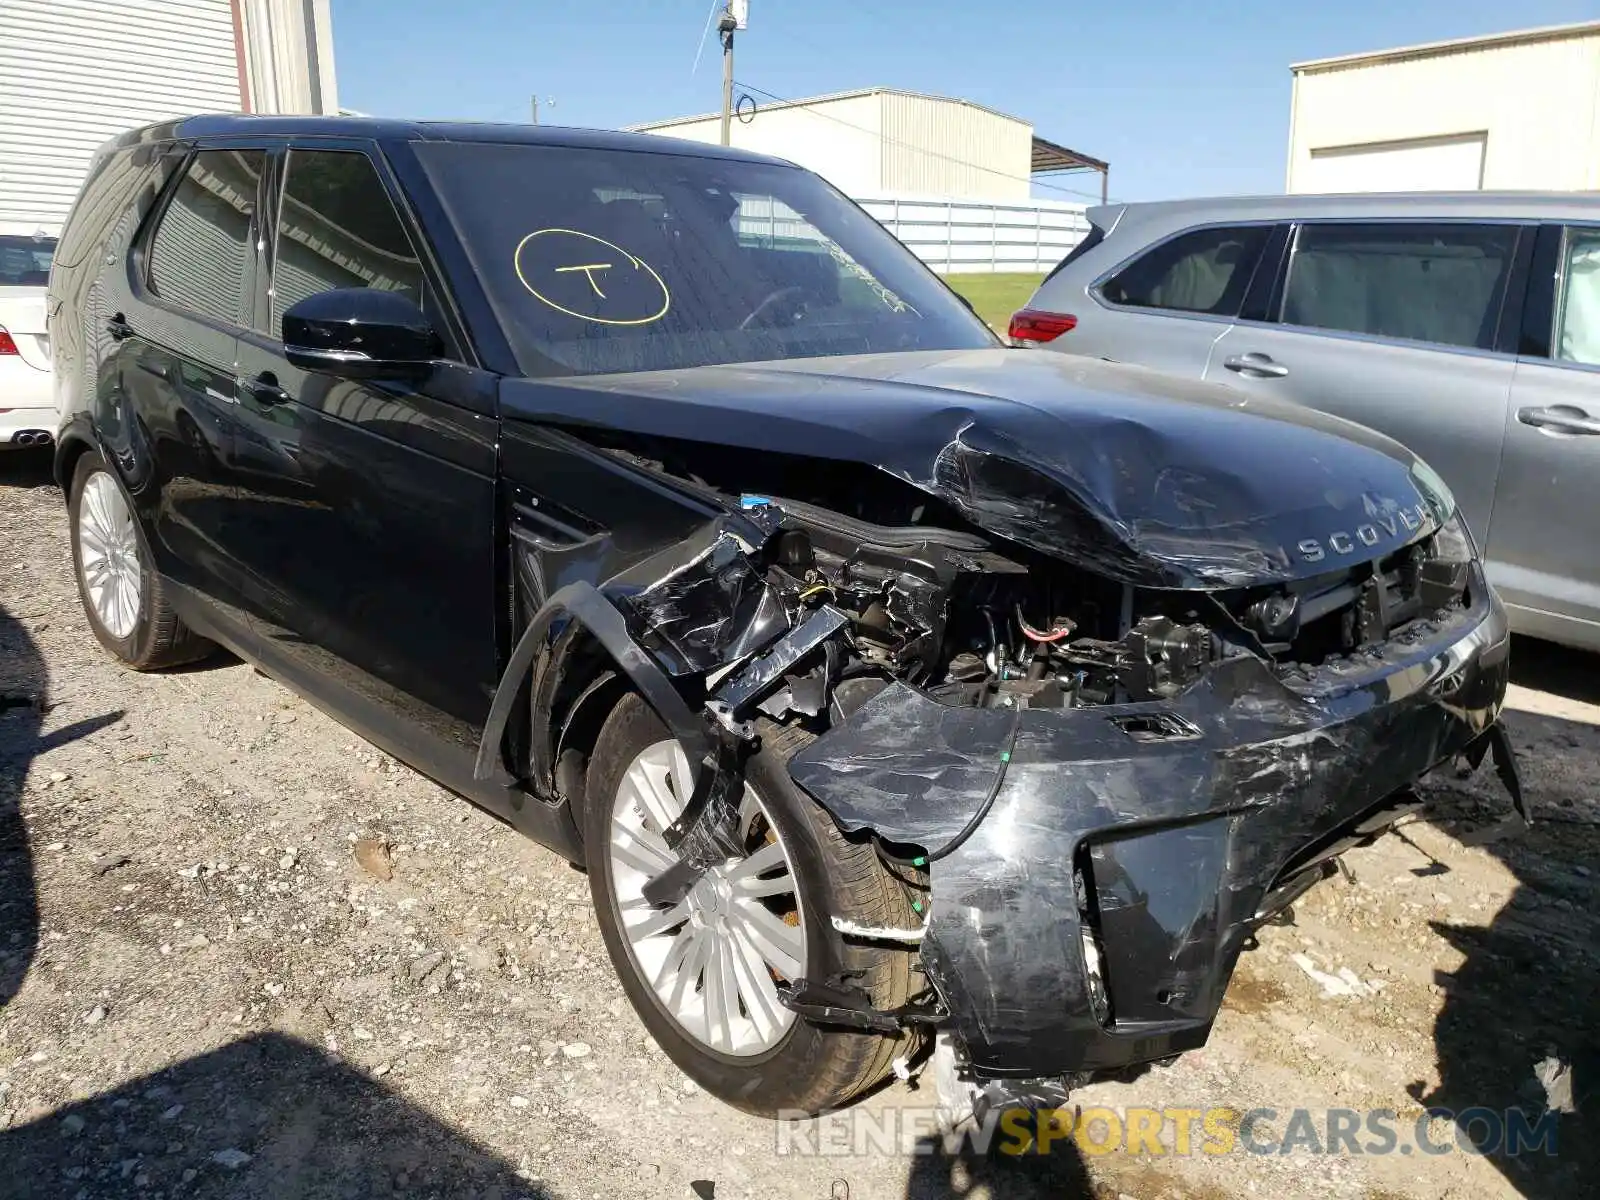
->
[[1430, 511, 1477, 565], [1421, 510, 1476, 606]]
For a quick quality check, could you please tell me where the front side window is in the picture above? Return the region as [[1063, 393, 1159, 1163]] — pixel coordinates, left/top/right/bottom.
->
[[1555, 228, 1600, 367], [1281, 222, 1516, 351], [148, 149, 265, 324], [271, 149, 424, 337], [1099, 225, 1269, 316], [412, 141, 993, 377]]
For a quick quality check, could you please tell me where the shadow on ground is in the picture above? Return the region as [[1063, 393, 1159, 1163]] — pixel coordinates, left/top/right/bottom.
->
[[0, 1032, 554, 1199], [0, 592, 45, 1007], [1, 528, 123, 1008], [1508, 634, 1600, 707], [902, 1134, 1095, 1198], [1418, 635, 1600, 1197], [0, 444, 57, 490]]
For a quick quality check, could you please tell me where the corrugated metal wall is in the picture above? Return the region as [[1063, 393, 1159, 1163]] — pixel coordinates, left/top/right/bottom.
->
[[1289, 31, 1600, 192], [0, 0, 242, 230], [878, 93, 1032, 201], [0, 0, 336, 233]]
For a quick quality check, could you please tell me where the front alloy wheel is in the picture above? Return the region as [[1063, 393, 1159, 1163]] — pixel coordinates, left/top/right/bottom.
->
[[584, 692, 922, 1116], [608, 737, 805, 1056]]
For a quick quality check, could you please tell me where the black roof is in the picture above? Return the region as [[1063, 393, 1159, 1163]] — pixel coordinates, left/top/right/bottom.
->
[[110, 113, 796, 169]]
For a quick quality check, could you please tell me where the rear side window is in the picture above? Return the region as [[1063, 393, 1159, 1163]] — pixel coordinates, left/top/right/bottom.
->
[[271, 149, 424, 337], [1099, 225, 1270, 316], [1282, 222, 1516, 351], [148, 149, 265, 325]]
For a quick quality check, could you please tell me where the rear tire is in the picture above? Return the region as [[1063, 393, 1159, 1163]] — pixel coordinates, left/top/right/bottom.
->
[[68, 451, 214, 670], [584, 692, 921, 1115]]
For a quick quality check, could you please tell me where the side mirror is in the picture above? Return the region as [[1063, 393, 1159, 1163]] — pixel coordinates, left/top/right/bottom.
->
[[282, 288, 440, 380]]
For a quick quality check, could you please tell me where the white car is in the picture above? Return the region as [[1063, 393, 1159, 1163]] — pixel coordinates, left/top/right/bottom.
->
[[1, 229, 57, 449]]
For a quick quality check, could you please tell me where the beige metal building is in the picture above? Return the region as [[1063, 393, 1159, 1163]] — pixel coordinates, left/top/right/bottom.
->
[[0, 0, 338, 232], [629, 87, 1106, 204], [1287, 20, 1600, 193]]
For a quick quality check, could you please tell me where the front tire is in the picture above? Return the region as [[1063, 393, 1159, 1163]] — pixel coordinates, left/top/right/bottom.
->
[[68, 451, 213, 670], [584, 692, 921, 1115]]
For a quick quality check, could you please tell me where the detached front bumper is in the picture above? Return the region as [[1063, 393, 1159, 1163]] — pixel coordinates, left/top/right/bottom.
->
[[789, 567, 1512, 1080]]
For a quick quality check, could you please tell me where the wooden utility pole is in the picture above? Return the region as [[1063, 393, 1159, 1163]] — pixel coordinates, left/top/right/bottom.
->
[[718, 9, 737, 146]]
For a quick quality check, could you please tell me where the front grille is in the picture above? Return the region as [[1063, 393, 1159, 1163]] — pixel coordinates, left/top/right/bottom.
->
[[1226, 530, 1468, 667]]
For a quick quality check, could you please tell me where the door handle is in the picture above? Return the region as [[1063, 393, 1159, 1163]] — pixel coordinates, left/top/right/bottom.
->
[[105, 313, 135, 341], [1222, 353, 1289, 379], [1516, 405, 1600, 436], [242, 373, 292, 407]]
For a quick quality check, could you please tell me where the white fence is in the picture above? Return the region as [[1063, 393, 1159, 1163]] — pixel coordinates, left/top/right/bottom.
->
[[855, 193, 1090, 274]]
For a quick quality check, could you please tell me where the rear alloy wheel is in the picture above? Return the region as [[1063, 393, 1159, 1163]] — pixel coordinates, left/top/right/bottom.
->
[[585, 693, 921, 1115], [68, 451, 213, 670], [77, 470, 143, 640]]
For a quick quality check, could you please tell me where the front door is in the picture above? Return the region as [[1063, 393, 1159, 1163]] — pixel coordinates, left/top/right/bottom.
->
[[1487, 223, 1600, 645], [1203, 220, 1524, 550], [224, 142, 501, 780]]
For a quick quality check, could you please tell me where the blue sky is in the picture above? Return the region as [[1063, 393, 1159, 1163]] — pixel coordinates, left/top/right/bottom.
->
[[331, 1, 1598, 202]]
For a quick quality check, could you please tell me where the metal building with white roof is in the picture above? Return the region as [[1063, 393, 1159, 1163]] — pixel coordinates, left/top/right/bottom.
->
[[630, 86, 1108, 205], [1288, 20, 1600, 193]]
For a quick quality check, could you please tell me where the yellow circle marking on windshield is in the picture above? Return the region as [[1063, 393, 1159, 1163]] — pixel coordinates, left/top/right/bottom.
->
[[513, 228, 670, 326]]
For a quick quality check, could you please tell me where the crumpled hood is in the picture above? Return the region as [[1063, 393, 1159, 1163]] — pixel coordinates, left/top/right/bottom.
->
[[500, 348, 1454, 589]]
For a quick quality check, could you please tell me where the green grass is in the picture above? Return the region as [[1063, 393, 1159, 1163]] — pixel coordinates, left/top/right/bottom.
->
[[944, 272, 1047, 333]]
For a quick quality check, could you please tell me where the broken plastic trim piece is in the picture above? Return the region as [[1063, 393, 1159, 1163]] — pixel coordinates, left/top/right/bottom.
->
[[830, 910, 932, 944], [776, 977, 948, 1035], [474, 580, 711, 786], [640, 734, 749, 908], [716, 605, 849, 715], [1461, 722, 1529, 823]]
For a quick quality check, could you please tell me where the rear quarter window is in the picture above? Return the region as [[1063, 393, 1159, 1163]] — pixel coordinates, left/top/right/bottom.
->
[[1099, 224, 1270, 316]]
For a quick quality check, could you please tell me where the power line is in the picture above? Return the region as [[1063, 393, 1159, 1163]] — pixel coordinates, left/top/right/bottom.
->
[[730, 80, 1115, 204]]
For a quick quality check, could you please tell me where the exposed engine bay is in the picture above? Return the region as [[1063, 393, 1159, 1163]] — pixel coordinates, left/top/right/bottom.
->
[[618, 479, 1482, 725]]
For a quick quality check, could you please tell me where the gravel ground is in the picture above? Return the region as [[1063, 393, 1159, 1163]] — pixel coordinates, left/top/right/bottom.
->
[[2, 446, 1596, 1200]]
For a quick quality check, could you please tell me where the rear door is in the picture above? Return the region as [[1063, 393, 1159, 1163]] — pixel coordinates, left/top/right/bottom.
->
[[1059, 222, 1279, 374], [226, 139, 501, 771], [1202, 220, 1525, 547], [1486, 223, 1600, 646], [117, 145, 266, 627]]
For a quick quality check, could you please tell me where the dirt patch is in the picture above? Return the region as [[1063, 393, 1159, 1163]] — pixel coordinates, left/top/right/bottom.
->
[[1220, 969, 1290, 1016]]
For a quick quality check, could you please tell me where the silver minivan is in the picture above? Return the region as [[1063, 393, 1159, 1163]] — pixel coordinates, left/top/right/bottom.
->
[[1017, 193, 1600, 652]]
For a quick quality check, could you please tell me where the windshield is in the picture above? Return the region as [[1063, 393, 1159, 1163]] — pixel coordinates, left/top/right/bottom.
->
[[0, 235, 55, 287], [413, 141, 994, 376]]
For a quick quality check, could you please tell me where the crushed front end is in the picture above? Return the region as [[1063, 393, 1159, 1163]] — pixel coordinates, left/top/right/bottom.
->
[[741, 495, 1519, 1090], [485, 371, 1523, 1103]]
